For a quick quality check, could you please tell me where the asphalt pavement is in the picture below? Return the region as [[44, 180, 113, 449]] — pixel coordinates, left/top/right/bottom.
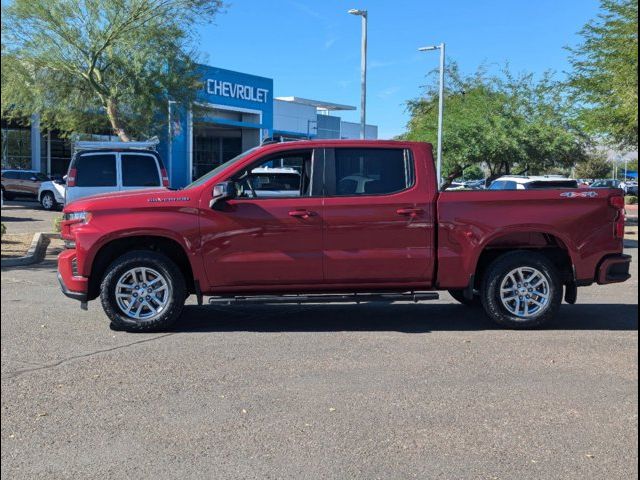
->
[[1, 200, 61, 235], [1, 238, 637, 479]]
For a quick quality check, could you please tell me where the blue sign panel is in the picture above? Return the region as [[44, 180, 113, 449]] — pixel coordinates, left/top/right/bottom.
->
[[159, 64, 274, 187], [196, 65, 273, 132]]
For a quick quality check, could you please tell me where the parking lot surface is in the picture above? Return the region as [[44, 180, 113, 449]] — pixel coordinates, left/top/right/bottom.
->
[[1, 202, 638, 479], [1, 200, 61, 235], [1, 238, 637, 479]]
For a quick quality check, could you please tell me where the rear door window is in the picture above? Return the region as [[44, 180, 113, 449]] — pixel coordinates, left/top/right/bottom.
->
[[327, 148, 414, 196], [75, 154, 117, 187], [121, 154, 160, 187]]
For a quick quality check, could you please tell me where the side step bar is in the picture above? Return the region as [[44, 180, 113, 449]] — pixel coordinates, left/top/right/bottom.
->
[[208, 291, 439, 306]]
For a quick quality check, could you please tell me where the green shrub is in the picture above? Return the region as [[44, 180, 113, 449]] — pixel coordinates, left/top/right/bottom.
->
[[1, 222, 6, 237], [53, 215, 63, 233], [625, 195, 638, 205]]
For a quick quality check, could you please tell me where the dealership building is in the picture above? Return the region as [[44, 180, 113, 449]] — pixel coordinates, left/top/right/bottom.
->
[[1, 64, 377, 187]]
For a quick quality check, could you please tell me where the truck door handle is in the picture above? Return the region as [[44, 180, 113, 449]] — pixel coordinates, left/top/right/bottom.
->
[[396, 207, 423, 217], [289, 209, 316, 219]]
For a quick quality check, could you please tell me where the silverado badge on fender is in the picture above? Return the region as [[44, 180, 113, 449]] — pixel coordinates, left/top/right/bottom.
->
[[148, 197, 191, 202]]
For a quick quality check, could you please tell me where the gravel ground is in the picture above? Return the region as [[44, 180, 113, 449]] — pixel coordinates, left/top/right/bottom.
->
[[1, 241, 637, 479], [1, 233, 34, 258]]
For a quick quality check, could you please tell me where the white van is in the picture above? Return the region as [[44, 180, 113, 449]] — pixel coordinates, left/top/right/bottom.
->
[[65, 141, 169, 204]]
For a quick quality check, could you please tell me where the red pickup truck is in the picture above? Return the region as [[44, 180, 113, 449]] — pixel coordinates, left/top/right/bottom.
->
[[58, 140, 631, 332]]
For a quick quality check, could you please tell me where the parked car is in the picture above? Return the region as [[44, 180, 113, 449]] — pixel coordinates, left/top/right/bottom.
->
[[38, 177, 66, 210], [444, 182, 466, 191], [621, 181, 638, 196], [1, 169, 50, 200], [58, 140, 631, 332], [65, 141, 169, 204], [489, 175, 579, 190], [463, 179, 487, 190], [590, 179, 623, 189]]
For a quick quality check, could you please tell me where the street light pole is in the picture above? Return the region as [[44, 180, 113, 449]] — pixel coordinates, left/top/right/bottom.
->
[[419, 43, 446, 190], [348, 9, 368, 139], [167, 100, 177, 186]]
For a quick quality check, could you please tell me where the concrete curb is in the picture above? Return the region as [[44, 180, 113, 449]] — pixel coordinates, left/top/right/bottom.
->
[[1, 232, 53, 268]]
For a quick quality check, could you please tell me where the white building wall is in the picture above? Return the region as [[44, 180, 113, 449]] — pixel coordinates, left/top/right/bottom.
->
[[274, 99, 317, 136]]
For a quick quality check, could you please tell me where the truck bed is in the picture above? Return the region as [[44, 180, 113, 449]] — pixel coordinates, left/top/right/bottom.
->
[[436, 188, 623, 288]]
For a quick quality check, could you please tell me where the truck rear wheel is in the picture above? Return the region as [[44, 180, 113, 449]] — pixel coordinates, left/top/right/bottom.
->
[[480, 251, 561, 329], [2, 187, 14, 201], [100, 250, 186, 332]]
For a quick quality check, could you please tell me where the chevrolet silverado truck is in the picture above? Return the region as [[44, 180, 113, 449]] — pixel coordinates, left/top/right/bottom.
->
[[57, 140, 632, 332]]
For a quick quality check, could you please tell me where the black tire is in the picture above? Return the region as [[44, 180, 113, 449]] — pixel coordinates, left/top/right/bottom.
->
[[40, 191, 57, 210], [100, 250, 186, 332], [480, 250, 562, 329], [2, 187, 14, 201], [448, 289, 481, 307]]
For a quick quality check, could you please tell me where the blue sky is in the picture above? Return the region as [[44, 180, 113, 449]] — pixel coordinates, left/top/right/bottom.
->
[[197, 0, 602, 139]]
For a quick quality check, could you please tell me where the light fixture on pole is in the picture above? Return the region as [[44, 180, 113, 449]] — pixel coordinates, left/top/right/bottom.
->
[[348, 9, 368, 139], [418, 43, 446, 189]]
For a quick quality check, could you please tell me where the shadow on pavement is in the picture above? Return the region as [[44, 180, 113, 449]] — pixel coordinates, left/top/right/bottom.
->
[[0, 215, 39, 223], [168, 302, 638, 334]]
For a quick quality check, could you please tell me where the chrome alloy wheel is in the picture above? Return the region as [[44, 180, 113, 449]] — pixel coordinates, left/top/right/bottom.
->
[[499, 267, 550, 319], [114, 267, 171, 320]]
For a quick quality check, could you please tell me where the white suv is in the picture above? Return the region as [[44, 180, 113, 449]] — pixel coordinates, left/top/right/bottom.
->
[[65, 142, 169, 204], [488, 175, 579, 190]]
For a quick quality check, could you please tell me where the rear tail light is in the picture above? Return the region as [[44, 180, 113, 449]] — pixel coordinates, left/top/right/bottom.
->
[[610, 195, 625, 239], [161, 168, 169, 187], [67, 168, 77, 187]]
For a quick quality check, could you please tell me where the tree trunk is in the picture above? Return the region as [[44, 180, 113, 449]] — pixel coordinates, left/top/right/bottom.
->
[[106, 98, 131, 142]]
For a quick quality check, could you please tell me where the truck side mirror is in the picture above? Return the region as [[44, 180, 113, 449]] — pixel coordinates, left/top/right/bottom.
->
[[209, 181, 236, 208]]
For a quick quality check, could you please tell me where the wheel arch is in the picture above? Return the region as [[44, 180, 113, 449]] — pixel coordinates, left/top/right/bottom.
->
[[471, 229, 576, 290], [87, 234, 195, 300]]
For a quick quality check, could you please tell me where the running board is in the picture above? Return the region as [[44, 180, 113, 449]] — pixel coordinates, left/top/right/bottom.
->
[[208, 291, 439, 306]]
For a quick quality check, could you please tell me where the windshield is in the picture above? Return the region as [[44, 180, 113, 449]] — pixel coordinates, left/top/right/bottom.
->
[[184, 147, 260, 189]]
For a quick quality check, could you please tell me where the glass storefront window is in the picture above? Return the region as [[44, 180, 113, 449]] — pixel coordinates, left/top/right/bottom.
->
[[1, 126, 32, 170], [192, 124, 243, 180]]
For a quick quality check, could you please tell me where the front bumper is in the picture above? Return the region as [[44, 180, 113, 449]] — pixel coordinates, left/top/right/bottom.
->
[[596, 254, 632, 285], [57, 249, 88, 302]]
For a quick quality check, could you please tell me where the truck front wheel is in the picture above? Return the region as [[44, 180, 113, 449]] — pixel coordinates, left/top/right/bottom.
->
[[480, 251, 562, 329], [100, 250, 186, 332]]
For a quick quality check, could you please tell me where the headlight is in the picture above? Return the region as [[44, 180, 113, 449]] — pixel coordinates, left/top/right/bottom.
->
[[63, 211, 92, 224]]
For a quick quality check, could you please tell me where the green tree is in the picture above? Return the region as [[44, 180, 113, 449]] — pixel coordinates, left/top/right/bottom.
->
[[568, 0, 638, 149], [403, 64, 588, 182], [574, 154, 613, 179], [1, 0, 223, 141]]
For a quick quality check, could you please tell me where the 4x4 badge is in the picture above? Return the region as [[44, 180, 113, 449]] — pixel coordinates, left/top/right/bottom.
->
[[560, 191, 599, 198]]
